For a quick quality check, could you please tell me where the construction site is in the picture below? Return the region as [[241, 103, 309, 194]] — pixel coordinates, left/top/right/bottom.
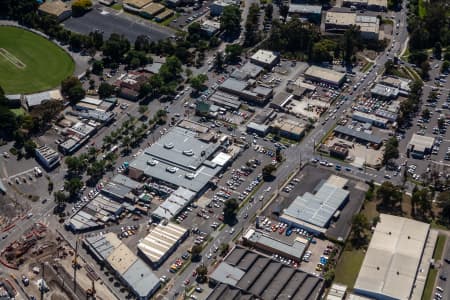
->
[[0, 223, 116, 300]]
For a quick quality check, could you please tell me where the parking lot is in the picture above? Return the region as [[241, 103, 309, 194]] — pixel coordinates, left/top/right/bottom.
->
[[263, 165, 367, 240], [63, 5, 173, 42]]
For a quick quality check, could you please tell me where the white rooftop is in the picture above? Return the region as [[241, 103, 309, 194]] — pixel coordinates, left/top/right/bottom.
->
[[354, 214, 430, 300]]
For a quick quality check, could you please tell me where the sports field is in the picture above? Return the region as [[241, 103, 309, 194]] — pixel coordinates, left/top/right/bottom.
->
[[0, 26, 74, 94]]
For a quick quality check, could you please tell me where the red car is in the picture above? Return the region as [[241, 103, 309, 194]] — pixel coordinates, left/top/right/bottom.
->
[[184, 279, 190, 285], [218, 215, 224, 221], [192, 271, 197, 277]]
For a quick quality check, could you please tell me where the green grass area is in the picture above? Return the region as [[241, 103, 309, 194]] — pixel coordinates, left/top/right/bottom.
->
[[361, 62, 374, 73], [0, 27, 74, 94], [111, 3, 122, 10], [418, 0, 426, 18], [433, 234, 447, 260], [334, 248, 366, 288], [10, 108, 26, 117], [422, 268, 437, 300]]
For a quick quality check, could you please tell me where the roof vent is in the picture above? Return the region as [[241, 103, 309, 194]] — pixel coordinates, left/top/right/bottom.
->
[[185, 173, 195, 179], [201, 151, 206, 156], [388, 231, 391, 235], [164, 142, 174, 149], [397, 271, 400, 275], [408, 236, 410, 239], [376, 266, 380, 270], [166, 167, 177, 173], [183, 149, 194, 156], [147, 160, 157, 166]]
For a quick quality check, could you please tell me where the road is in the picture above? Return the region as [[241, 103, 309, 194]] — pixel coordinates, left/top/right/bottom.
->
[[164, 2, 414, 298]]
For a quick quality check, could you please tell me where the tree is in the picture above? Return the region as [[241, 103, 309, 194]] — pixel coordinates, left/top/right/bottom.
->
[[190, 74, 208, 92], [279, 4, 289, 22], [421, 108, 431, 120], [223, 198, 239, 224], [220, 5, 241, 37], [54, 191, 68, 204], [98, 82, 115, 99], [225, 44, 242, 63], [265, 3, 273, 20], [441, 60, 450, 73], [191, 245, 202, 261], [219, 243, 229, 257], [311, 39, 335, 63], [438, 118, 445, 129], [89, 31, 103, 49], [61, 76, 85, 104], [382, 137, 399, 165], [138, 105, 148, 114], [377, 181, 402, 210], [196, 264, 208, 283], [23, 140, 36, 157], [434, 42, 442, 59], [262, 164, 276, 180], [411, 187, 431, 219], [102, 33, 130, 63], [134, 35, 151, 52], [159, 56, 182, 82], [87, 160, 105, 180], [438, 191, 450, 224], [65, 156, 86, 175], [64, 177, 83, 199], [341, 25, 361, 64], [92, 60, 103, 75], [351, 213, 369, 248], [72, 0, 92, 16]]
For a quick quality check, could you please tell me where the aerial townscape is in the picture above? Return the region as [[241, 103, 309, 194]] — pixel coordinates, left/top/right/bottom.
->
[[0, 0, 450, 299]]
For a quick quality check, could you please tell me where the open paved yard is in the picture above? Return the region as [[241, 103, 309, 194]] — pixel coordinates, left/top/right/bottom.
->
[[63, 6, 173, 42]]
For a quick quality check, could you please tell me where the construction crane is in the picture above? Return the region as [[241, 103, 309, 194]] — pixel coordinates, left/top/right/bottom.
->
[[72, 237, 81, 294], [86, 279, 96, 299]]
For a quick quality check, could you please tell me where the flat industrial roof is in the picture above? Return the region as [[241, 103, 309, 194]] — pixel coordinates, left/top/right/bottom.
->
[[152, 187, 196, 220], [325, 11, 356, 25], [409, 134, 435, 153], [354, 214, 430, 300], [124, 0, 152, 8], [39, 0, 70, 16], [288, 4, 322, 14], [220, 78, 248, 92], [130, 126, 222, 192], [138, 222, 187, 263], [304, 66, 345, 85], [244, 229, 307, 260], [209, 246, 323, 300], [251, 50, 279, 65], [371, 84, 400, 98], [85, 233, 160, 298], [209, 91, 241, 110], [334, 125, 383, 144], [282, 176, 349, 228], [352, 111, 389, 125], [141, 2, 165, 15]]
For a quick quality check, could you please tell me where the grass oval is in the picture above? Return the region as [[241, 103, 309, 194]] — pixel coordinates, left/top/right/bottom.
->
[[0, 26, 75, 94]]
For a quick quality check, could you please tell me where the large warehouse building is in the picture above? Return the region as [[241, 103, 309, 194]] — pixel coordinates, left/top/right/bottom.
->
[[138, 222, 189, 268], [304, 65, 346, 87], [280, 175, 350, 235], [354, 214, 437, 300], [208, 246, 324, 300], [84, 233, 161, 299], [128, 126, 224, 194]]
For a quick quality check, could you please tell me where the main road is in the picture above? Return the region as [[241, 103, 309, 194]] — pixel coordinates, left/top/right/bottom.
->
[[165, 2, 412, 298]]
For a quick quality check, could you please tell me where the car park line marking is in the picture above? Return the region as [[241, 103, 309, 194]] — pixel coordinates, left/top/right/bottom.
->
[[4, 168, 36, 180]]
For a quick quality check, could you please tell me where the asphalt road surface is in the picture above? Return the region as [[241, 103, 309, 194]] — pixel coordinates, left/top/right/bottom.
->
[[63, 6, 173, 42]]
